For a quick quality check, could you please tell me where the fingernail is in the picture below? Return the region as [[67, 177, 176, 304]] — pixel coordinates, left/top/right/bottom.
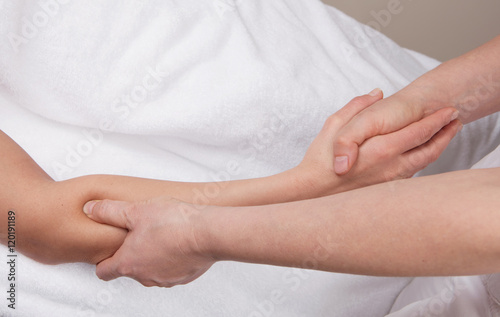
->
[[334, 156, 349, 174], [83, 201, 98, 216], [369, 88, 382, 96], [450, 111, 460, 122]]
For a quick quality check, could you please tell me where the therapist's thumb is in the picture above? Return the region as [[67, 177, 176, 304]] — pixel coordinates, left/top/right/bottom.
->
[[333, 88, 383, 175], [84, 200, 133, 230]]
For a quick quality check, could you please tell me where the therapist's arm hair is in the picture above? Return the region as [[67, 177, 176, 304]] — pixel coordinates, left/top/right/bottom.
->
[[200, 167, 500, 277]]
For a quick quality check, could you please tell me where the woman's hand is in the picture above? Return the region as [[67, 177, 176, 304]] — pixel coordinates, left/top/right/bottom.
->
[[293, 89, 462, 196]]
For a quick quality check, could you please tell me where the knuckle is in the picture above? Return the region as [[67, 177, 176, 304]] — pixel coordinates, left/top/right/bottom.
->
[[409, 125, 434, 145], [116, 262, 134, 277], [420, 125, 435, 140], [334, 134, 352, 148], [382, 169, 401, 182], [161, 283, 174, 288], [96, 269, 112, 281], [357, 109, 384, 135], [155, 278, 174, 288], [422, 140, 441, 163], [407, 148, 435, 171], [115, 266, 127, 277], [377, 146, 392, 161], [142, 280, 158, 288], [427, 149, 440, 163], [367, 141, 392, 161], [323, 114, 343, 131], [349, 95, 366, 106], [386, 158, 418, 181]]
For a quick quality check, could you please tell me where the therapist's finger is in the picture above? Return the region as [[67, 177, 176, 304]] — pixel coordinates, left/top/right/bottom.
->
[[333, 95, 424, 175], [324, 89, 383, 173], [96, 250, 123, 281], [376, 107, 459, 156], [325, 88, 384, 133], [329, 88, 384, 129], [402, 119, 463, 171], [84, 199, 134, 230]]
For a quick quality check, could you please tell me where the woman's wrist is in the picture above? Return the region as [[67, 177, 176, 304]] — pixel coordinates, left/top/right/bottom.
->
[[273, 164, 351, 202], [289, 164, 345, 198]]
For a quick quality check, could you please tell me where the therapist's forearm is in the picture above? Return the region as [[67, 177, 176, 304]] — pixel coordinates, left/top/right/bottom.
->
[[200, 168, 500, 276], [399, 35, 500, 123]]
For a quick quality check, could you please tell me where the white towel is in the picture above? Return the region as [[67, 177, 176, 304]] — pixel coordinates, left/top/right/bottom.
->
[[0, 0, 497, 316]]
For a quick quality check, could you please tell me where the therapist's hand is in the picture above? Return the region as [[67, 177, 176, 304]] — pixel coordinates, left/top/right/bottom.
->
[[296, 89, 462, 195], [332, 36, 500, 174], [330, 87, 452, 175], [83, 198, 214, 288]]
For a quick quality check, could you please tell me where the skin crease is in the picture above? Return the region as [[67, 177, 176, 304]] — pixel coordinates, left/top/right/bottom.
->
[[0, 91, 460, 265], [333, 35, 500, 175]]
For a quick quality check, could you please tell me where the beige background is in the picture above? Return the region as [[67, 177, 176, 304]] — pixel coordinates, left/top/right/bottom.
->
[[322, 0, 500, 61]]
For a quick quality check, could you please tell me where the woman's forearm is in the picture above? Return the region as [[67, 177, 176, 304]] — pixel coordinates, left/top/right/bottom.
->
[[0, 127, 329, 264], [0, 130, 127, 264], [200, 168, 500, 276], [0, 128, 306, 265], [71, 169, 307, 208]]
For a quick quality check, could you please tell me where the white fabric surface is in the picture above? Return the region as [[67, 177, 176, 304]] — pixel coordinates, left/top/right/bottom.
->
[[0, 0, 498, 316]]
